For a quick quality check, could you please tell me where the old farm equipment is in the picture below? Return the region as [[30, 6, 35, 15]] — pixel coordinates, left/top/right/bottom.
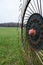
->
[[21, 0, 43, 65]]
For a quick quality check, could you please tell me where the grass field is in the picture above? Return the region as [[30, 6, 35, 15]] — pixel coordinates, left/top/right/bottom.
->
[[0, 27, 42, 65], [0, 27, 30, 65]]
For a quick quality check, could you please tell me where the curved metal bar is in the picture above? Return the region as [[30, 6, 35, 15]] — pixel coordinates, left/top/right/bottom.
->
[[21, 0, 31, 44]]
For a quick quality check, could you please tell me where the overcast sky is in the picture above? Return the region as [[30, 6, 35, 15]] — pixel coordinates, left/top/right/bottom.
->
[[0, 0, 19, 23], [0, 0, 43, 23]]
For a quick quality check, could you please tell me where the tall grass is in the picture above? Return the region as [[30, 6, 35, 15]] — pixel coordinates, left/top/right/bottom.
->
[[0, 27, 29, 65]]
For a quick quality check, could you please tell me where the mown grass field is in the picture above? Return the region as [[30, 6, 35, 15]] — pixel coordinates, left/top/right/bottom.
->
[[0, 27, 29, 65]]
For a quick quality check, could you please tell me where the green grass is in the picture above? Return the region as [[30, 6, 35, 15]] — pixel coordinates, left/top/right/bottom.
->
[[0, 27, 29, 65], [0, 27, 42, 65]]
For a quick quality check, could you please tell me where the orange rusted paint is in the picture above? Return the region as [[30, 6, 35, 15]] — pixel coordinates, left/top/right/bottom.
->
[[28, 29, 36, 36]]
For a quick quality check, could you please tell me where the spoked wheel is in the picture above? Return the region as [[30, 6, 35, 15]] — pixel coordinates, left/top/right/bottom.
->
[[21, 0, 43, 65]]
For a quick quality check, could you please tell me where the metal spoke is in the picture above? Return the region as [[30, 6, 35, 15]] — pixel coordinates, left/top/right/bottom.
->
[[35, 51, 43, 65], [25, 16, 29, 18], [33, 0, 38, 13], [24, 18, 28, 20], [24, 18, 29, 20], [27, 9, 33, 15], [30, 2, 36, 13], [28, 6, 35, 13], [40, 0, 42, 15], [26, 13, 31, 16], [37, 0, 40, 13]]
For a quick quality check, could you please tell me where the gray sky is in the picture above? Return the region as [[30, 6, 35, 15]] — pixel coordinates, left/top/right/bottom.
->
[[0, 0, 43, 23], [0, 0, 19, 23]]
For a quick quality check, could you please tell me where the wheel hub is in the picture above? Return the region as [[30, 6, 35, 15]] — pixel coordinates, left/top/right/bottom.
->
[[26, 13, 43, 50], [28, 28, 36, 36]]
